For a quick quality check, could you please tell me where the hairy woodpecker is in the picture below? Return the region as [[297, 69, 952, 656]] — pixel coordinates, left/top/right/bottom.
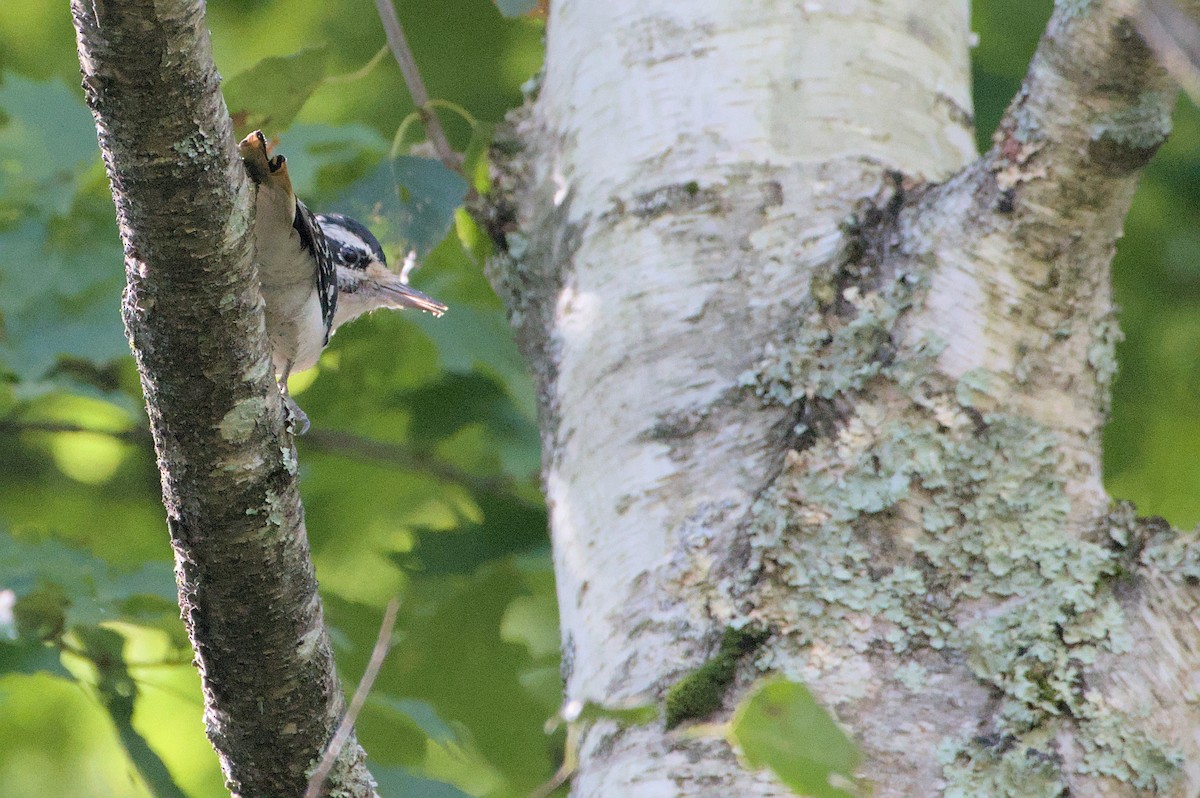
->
[[237, 130, 447, 433]]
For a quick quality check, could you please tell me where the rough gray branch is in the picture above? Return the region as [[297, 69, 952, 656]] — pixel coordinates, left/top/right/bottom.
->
[[70, 1, 374, 795], [905, 0, 1175, 478]]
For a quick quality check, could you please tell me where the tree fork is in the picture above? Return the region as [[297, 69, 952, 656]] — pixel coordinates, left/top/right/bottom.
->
[[486, 0, 1200, 794]]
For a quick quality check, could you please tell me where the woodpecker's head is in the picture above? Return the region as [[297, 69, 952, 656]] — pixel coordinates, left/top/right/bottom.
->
[[316, 213, 388, 271]]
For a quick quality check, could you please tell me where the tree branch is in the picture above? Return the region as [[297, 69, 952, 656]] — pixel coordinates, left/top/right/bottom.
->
[[305, 598, 399, 798], [70, 1, 374, 795], [374, 0, 462, 171], [1135, 0, 1200, 102], [0, 416, 509, 496], [986, 0, 1171, 225], [901, 0, 1175, 487]]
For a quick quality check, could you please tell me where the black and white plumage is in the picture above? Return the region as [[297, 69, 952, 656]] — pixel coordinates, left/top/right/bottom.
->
[[295, 201, 338, 349], [237, 130, 447, 433], [317, 212, 448, 330]]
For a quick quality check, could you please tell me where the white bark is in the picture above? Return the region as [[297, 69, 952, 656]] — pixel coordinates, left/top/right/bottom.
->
[[489, 0, 1200, 795]]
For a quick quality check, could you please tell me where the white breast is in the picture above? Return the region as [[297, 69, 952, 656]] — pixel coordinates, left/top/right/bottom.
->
[[252, 182, 326, 375]]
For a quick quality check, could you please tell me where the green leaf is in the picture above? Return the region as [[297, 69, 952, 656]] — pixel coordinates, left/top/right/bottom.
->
[[75, 626, 189, 798], [372, 766, 472, 798], [461, 121, 495, 195], [0, 283, 128, 382], [0, 168, 128, 381], [340, 559, 560, 793], [274, 123, 389, 197], [418, 303, 538, 422], [374, 696, 458, 745], [0, 530, 176, 635], [0, 72, 97, 215], [396, 492, 548, 575], [730, 678, 861, 798], [501, 594, 559, 661], [0, 638, 69, 679], [0, 75, 128, 382], [224, 47, 330, 137], [399, 371, 537, 458], [335, 155, 468, 258], [11, 583, 68, 641]]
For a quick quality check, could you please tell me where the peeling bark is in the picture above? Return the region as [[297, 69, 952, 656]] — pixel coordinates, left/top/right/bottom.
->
[[71, 2, 373, 795], [489, 0, 1200, 794]]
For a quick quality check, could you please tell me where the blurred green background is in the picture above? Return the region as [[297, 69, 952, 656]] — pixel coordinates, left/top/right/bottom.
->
[[0, 1, 1195, 796]]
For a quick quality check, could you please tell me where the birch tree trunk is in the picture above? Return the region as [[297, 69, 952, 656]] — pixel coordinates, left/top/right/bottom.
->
[[489, 0, 1200, 794]]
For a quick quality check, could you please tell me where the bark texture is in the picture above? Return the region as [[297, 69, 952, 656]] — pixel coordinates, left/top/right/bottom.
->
[[71, 2, 373, 795], [489, 0, 1200, 794]]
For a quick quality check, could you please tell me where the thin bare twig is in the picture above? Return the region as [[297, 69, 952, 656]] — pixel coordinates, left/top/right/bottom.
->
[[373, 0, 462, 171], [0, 416, 511, 494], [304, 428, 513, 495], [304, 597, 401, 798], [0, 418, 149, 443], [1135, 0, 1200, 102]]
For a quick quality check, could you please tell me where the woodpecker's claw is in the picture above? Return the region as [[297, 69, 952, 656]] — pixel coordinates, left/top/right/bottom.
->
[[277, 360, 310, 435], [283, 395, 311, 436]]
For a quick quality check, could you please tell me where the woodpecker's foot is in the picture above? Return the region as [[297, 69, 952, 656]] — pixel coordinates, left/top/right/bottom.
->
[[283, 394, 310, 436], [277, 361, 309, 435]]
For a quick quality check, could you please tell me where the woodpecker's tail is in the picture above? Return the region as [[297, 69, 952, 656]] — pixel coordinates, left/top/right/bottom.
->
[[237, 130, 294, 198]]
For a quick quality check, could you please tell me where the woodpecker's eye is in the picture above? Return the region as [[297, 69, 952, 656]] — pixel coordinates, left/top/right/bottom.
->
[[339, 245, 368, 267]]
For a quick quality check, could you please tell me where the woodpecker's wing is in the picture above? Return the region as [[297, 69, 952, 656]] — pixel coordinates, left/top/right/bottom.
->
[[293, 200, 338, 345]]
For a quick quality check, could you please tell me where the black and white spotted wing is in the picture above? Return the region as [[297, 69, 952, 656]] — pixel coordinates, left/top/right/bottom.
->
[[293, 199, 338, 345]]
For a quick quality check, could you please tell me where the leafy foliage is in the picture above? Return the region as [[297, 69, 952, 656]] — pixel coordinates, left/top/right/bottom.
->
[[225, 46, 331, 137], [0, 529, 176, 637], [0, 526, 187, 794], [0, 1, 1196, 796], [729, 679, 861, 798], [337, 154, 469, 258], [0, 74, 128, 384], [0, 0, 549, 795]]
